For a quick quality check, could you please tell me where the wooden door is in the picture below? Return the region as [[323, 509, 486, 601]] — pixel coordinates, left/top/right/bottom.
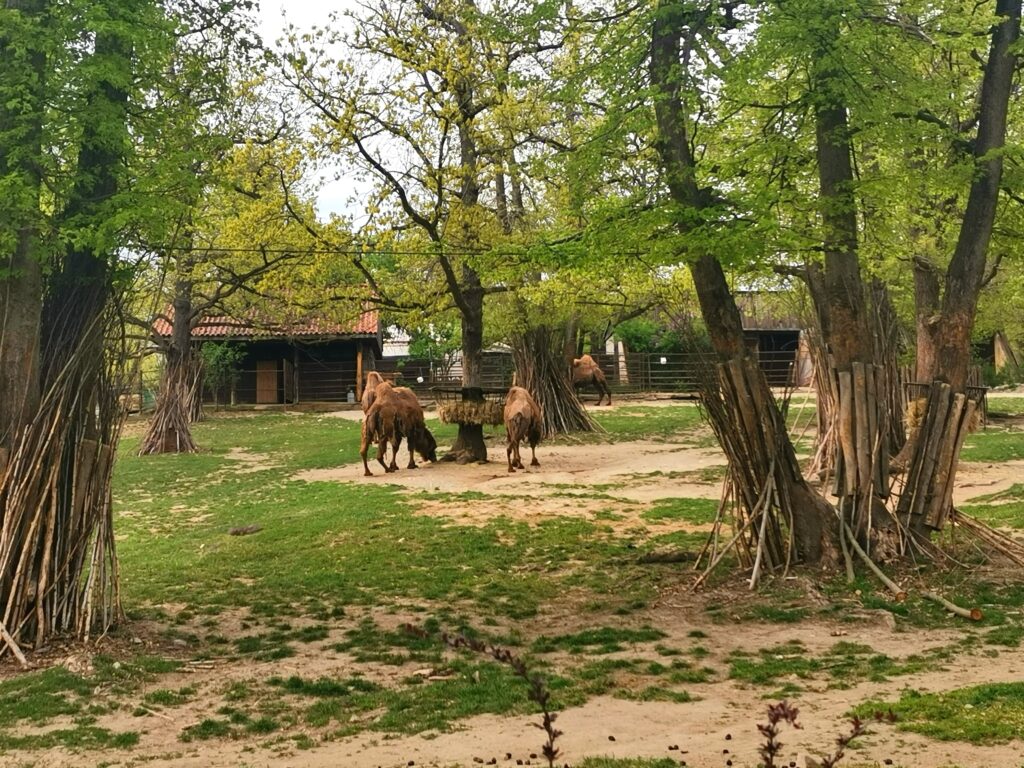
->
[[283, 359, 295, 403], [256, 360, 278, 404]]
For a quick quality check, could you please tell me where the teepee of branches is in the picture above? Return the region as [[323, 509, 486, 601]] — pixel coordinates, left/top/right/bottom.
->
[[0, 307, 131, 663], [511, 325, 601, 437]]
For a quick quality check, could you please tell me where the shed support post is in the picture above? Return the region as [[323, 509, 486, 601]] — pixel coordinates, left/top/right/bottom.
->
[[356, 345, 364, 401]]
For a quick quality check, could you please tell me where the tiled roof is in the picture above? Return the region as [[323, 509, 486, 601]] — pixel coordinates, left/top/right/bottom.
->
[[153, 307, 379, 339]]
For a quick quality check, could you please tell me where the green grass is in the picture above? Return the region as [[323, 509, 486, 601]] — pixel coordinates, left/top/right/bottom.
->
[[728, 639, 948, 687], [114, 415, 672, 621], [641, 497, 718, 525], [961, 427, 1024, 463], [582, 405, 707, 444], [24, 405, 1005, 754], [0, 666, 146, 751], [531, 626, 668, 654], [855, 682, 1024, 744]]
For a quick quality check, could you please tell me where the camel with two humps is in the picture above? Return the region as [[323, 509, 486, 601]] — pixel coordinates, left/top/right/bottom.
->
[[572, 354, 611, 406], [503, 385, 543, 473], [360, 381, 438, 476]]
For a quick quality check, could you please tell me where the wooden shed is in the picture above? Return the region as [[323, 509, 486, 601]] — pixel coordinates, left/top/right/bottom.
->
[[152, 309, 382, 405]]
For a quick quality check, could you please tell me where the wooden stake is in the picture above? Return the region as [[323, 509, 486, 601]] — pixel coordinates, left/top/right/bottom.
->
[[837, 370, 857, 496], [0, 619, 28, 667]]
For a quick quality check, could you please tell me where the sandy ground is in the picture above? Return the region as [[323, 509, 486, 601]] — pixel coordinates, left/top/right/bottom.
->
[[7, 400, 1024, 768], [9, 609, 1024, 768]]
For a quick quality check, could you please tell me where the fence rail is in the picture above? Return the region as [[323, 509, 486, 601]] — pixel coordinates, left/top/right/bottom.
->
[[133, 350, 804, 409]]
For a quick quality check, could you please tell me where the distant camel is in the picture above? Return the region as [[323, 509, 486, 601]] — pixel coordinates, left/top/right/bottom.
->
[[572, 354, 611, 406], [503, 386, 543, 472]]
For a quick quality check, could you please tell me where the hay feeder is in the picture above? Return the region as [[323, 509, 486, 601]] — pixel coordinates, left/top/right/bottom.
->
[[431, 386, 507, 426]]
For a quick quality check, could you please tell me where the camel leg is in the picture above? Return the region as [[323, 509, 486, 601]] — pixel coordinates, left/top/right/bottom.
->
[[514, 441, 525, 469], [407, 430, 418, 468], [530, 442, 539, 467], [507, 442, 516, 472], [361, 424, 374, 476], [377, 440, 393, 473], [389, 436, 402, 471]]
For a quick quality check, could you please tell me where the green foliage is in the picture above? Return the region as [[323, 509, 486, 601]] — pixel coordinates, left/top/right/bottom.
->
[[616, 317, 693, 354], [406, 321, 461, 362], [200, 342, 246, 399]]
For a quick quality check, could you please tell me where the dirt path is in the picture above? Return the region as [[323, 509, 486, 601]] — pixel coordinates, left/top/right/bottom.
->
[[8, 613, 1022, 768], [298, 439, 725, 505]]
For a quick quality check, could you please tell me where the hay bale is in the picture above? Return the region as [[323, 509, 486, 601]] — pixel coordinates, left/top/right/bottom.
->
[[906, 395, 983, 433], [905, 397, 928, 431], [438, 399, 505, 426]]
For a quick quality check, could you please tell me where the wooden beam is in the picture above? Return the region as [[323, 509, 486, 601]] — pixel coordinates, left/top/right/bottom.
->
[[356, 345, 364, 401]]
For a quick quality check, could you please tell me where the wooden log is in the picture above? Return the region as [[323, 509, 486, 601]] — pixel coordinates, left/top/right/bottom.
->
[[837, 370, 857, 497], [356, 346, 364, 401], [853, 362, 871, 492], [843, 523, 907, 602], [0, 619, 28, 667], [72, 439, 100, 524], [896, 382, 945, 523], [723, 361, 763, 507], [910, 384, 952, 525], [921, 590, 982, 621], [928, 398, 975, 531], [873, 364, 890, 498], [865, 363, 879, 488]]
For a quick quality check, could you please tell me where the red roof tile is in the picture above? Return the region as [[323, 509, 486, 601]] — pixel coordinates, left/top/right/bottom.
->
[[153, 307, 379, 339]]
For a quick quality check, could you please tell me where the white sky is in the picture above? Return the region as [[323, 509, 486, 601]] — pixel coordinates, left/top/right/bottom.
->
[[257, 1, 365, 222]]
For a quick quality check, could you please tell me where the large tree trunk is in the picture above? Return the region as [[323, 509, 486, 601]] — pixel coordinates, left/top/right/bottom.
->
[[804, 14, 908, 559], [651, 1, 837, 571], [445, 274, 488, 463], [901, 0, 1021, 538], [442, 38, 490, 464], [1, 8, 131, 658], [0, 0, 45, 457]]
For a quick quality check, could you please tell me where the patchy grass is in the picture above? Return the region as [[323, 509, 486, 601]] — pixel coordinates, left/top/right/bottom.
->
[[531, 627, 668, 654], [855, 682, 1024, 744], [729, 639, 949, 688], [0, 665, 151, 751], [4, 405, 1006, 758], [641, 498, 718, 525]]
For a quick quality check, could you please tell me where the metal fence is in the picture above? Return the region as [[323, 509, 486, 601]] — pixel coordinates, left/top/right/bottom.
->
[[133, 350, 804, 408]]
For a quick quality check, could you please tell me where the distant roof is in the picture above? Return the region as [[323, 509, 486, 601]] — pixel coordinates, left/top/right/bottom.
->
[[153, 307, 379, 341]]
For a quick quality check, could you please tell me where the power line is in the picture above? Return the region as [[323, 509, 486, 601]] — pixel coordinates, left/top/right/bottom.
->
[[134, 243, 647, 258]]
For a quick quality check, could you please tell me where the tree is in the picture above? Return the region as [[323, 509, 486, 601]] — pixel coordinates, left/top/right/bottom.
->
[[648, 1, 838, 568], [284, 0, 590, 460], [0, 0, 179, 658]]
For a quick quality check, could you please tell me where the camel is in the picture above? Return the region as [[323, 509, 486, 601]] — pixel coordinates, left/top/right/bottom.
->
[[360, 382, 437, 476], [503, 386, 542, 472], [572, 354, 612, 405]]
